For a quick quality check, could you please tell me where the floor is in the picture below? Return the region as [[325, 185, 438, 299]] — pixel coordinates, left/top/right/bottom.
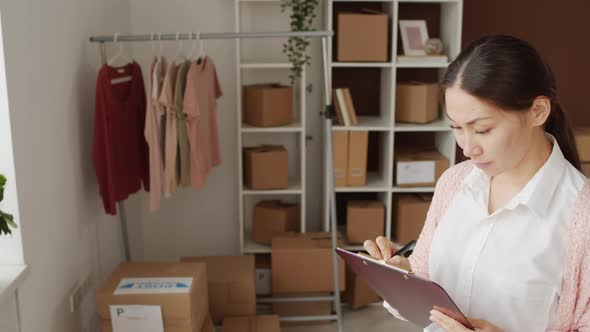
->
[[281, 305, 422, 332]]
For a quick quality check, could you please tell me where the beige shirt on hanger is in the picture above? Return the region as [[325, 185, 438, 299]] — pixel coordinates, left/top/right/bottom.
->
[[159, 62, 178, 195], [144, 58, 166, 211]]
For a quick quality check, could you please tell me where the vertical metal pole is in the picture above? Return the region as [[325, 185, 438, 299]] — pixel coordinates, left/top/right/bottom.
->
[[99, 41, 131, 262], [322, 36, 343, 332]]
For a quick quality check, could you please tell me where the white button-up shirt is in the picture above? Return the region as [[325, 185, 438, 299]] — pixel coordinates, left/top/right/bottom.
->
[[426, 134, 587, 332]]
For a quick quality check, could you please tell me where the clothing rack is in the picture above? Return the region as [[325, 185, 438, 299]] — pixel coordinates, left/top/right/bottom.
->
[[89, 30, 343, 331]]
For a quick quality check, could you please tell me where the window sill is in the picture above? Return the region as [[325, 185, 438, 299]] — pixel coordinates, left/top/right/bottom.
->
[[0, 265, 28, 305]]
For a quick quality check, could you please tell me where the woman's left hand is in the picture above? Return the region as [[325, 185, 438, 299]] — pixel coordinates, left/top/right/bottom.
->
[[429, 309, 504, 332]]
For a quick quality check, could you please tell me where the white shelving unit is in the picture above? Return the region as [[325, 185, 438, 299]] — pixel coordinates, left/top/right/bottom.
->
[[234, 0, 307, 256], [323, 0, 463, 250]]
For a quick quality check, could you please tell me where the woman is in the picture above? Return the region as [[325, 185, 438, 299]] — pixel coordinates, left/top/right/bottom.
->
[[364, 35, 590, 332]]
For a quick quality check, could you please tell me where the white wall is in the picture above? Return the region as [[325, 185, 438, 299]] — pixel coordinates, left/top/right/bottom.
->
[[0, 0, 131, 331], [125, 0, 326, 261]]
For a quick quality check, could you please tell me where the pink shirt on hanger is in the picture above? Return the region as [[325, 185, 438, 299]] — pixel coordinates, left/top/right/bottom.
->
[[159, 62, 179, 195], [183, 56, 224, 189]]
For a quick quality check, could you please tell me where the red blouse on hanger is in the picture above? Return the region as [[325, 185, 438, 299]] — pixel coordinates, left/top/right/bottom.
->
[[93, 62, 149, 215]]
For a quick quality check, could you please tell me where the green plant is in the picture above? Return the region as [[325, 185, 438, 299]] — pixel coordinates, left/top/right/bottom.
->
[[280, 0, 319, 84], [0, 174, 17, 235]]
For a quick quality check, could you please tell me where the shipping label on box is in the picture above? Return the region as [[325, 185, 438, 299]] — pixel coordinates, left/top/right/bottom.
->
[[114, 278, 193, 295], [110, 305, 164, 332], [396, 161, 435, 185]]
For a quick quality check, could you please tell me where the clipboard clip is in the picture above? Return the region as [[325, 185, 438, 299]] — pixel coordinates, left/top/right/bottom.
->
[[357, 252, 414, 275]]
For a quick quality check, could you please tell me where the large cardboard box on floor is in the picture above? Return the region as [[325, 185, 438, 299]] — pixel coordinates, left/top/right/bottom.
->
[[575, 127, 590, 162], [180, 256, 256, 324], [346, 200, 385, 244], [272, 292, 332, 326], [337, 11, 389, 62], [243, 84, 293, 127], [253, 200, 300, 245], [395, 82, 440, 124], [347, 131, 369, 186], [394, 149, 448, 187], [243, 145, 288, 190], [272, 232, 345, 293], [582, 162, 590, 178], [96, 262, 208, 331], [222, 315, 281, 332], [343, 266, 381, 309], [333, 131, 349, 187], [393, 194, 432, 244], [100, 314, 215, 332]]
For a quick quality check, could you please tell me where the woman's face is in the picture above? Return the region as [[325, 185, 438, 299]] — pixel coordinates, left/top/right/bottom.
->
[[445, 86, 538, 176]]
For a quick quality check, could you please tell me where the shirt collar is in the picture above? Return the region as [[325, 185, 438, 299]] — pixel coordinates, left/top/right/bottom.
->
[[461, 133, 565, 217]]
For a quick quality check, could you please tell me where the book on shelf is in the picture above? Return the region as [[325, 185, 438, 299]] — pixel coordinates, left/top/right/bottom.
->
[[397, 55, 448, 65], [332, 89, 345, 126], [343, 88, 358, 125], [333, 88, 358, 126]]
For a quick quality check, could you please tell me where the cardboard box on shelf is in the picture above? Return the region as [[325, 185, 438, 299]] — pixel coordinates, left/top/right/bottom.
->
[[394, 149, 448, 187], [253, 200, 300, 245], [272, 292, 332, 326], [348, 131, 369, 186], [222, 315, 281, 332], [395, 81, 440, 124], [96, 262, 208, 331], [243, 145, 288, 190], [574, 127, 590, 162], [343, 266, 381, 309], [582, 162, 590, 178], [337, 11, 389, 62], [272, 232, 345, 293], [393, 194, 432, 244], [100, 314, 214, 332], [243, 84, 293, 127], [346, 200, 385, 244], [180, 256, 256, 324], [333, 131, 349, 187], [255, 254, 272, 296]]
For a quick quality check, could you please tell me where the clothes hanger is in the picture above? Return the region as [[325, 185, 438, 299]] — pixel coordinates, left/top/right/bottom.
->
[[190, 32, 199, 63], [150, 32, 157, 63], [107, 32, 133, 67], [197, 32, 206, 65], [173, 32, 187, 64]]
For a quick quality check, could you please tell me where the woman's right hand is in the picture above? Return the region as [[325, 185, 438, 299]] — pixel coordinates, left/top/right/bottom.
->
[[363, 236, 412, 271], [364, 236, 412, 322]]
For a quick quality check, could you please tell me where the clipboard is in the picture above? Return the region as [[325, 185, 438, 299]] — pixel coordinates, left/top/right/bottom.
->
[[336, 247, 474, 330]]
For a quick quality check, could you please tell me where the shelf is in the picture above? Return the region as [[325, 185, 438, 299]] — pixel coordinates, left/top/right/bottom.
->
[[240, 61, 293, 69], [243, 230, 272, 254], [335, 172, 389, 192], [241, 122, 303, 133], [394, 118, 452, 132], [243, 179, 302, 195], [391, 186, 436, 193], [332, 62, 394, 68], [332, 116, 391, 132], [396, 55, 449, 68], [398, 0, 459, 3], [239, 0, 280, 3]]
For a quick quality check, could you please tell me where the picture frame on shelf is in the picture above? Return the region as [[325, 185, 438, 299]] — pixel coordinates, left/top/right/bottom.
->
[[399, 20, 429, 56]]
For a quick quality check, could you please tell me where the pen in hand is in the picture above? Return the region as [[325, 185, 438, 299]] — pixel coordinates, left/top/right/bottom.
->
[[393, 240, 416, 258]]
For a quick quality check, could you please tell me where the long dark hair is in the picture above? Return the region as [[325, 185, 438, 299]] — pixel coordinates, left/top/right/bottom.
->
[[441, 35, 581, 170]]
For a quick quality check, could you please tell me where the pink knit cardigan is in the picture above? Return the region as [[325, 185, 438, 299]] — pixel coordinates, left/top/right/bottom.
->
[[408, 161, 590, 331]]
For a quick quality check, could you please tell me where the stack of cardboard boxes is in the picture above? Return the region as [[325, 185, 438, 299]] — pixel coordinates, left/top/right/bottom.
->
[[575, 127, 590, 177], [271, 232, 345, 323], [97, 257, 281, 332]]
